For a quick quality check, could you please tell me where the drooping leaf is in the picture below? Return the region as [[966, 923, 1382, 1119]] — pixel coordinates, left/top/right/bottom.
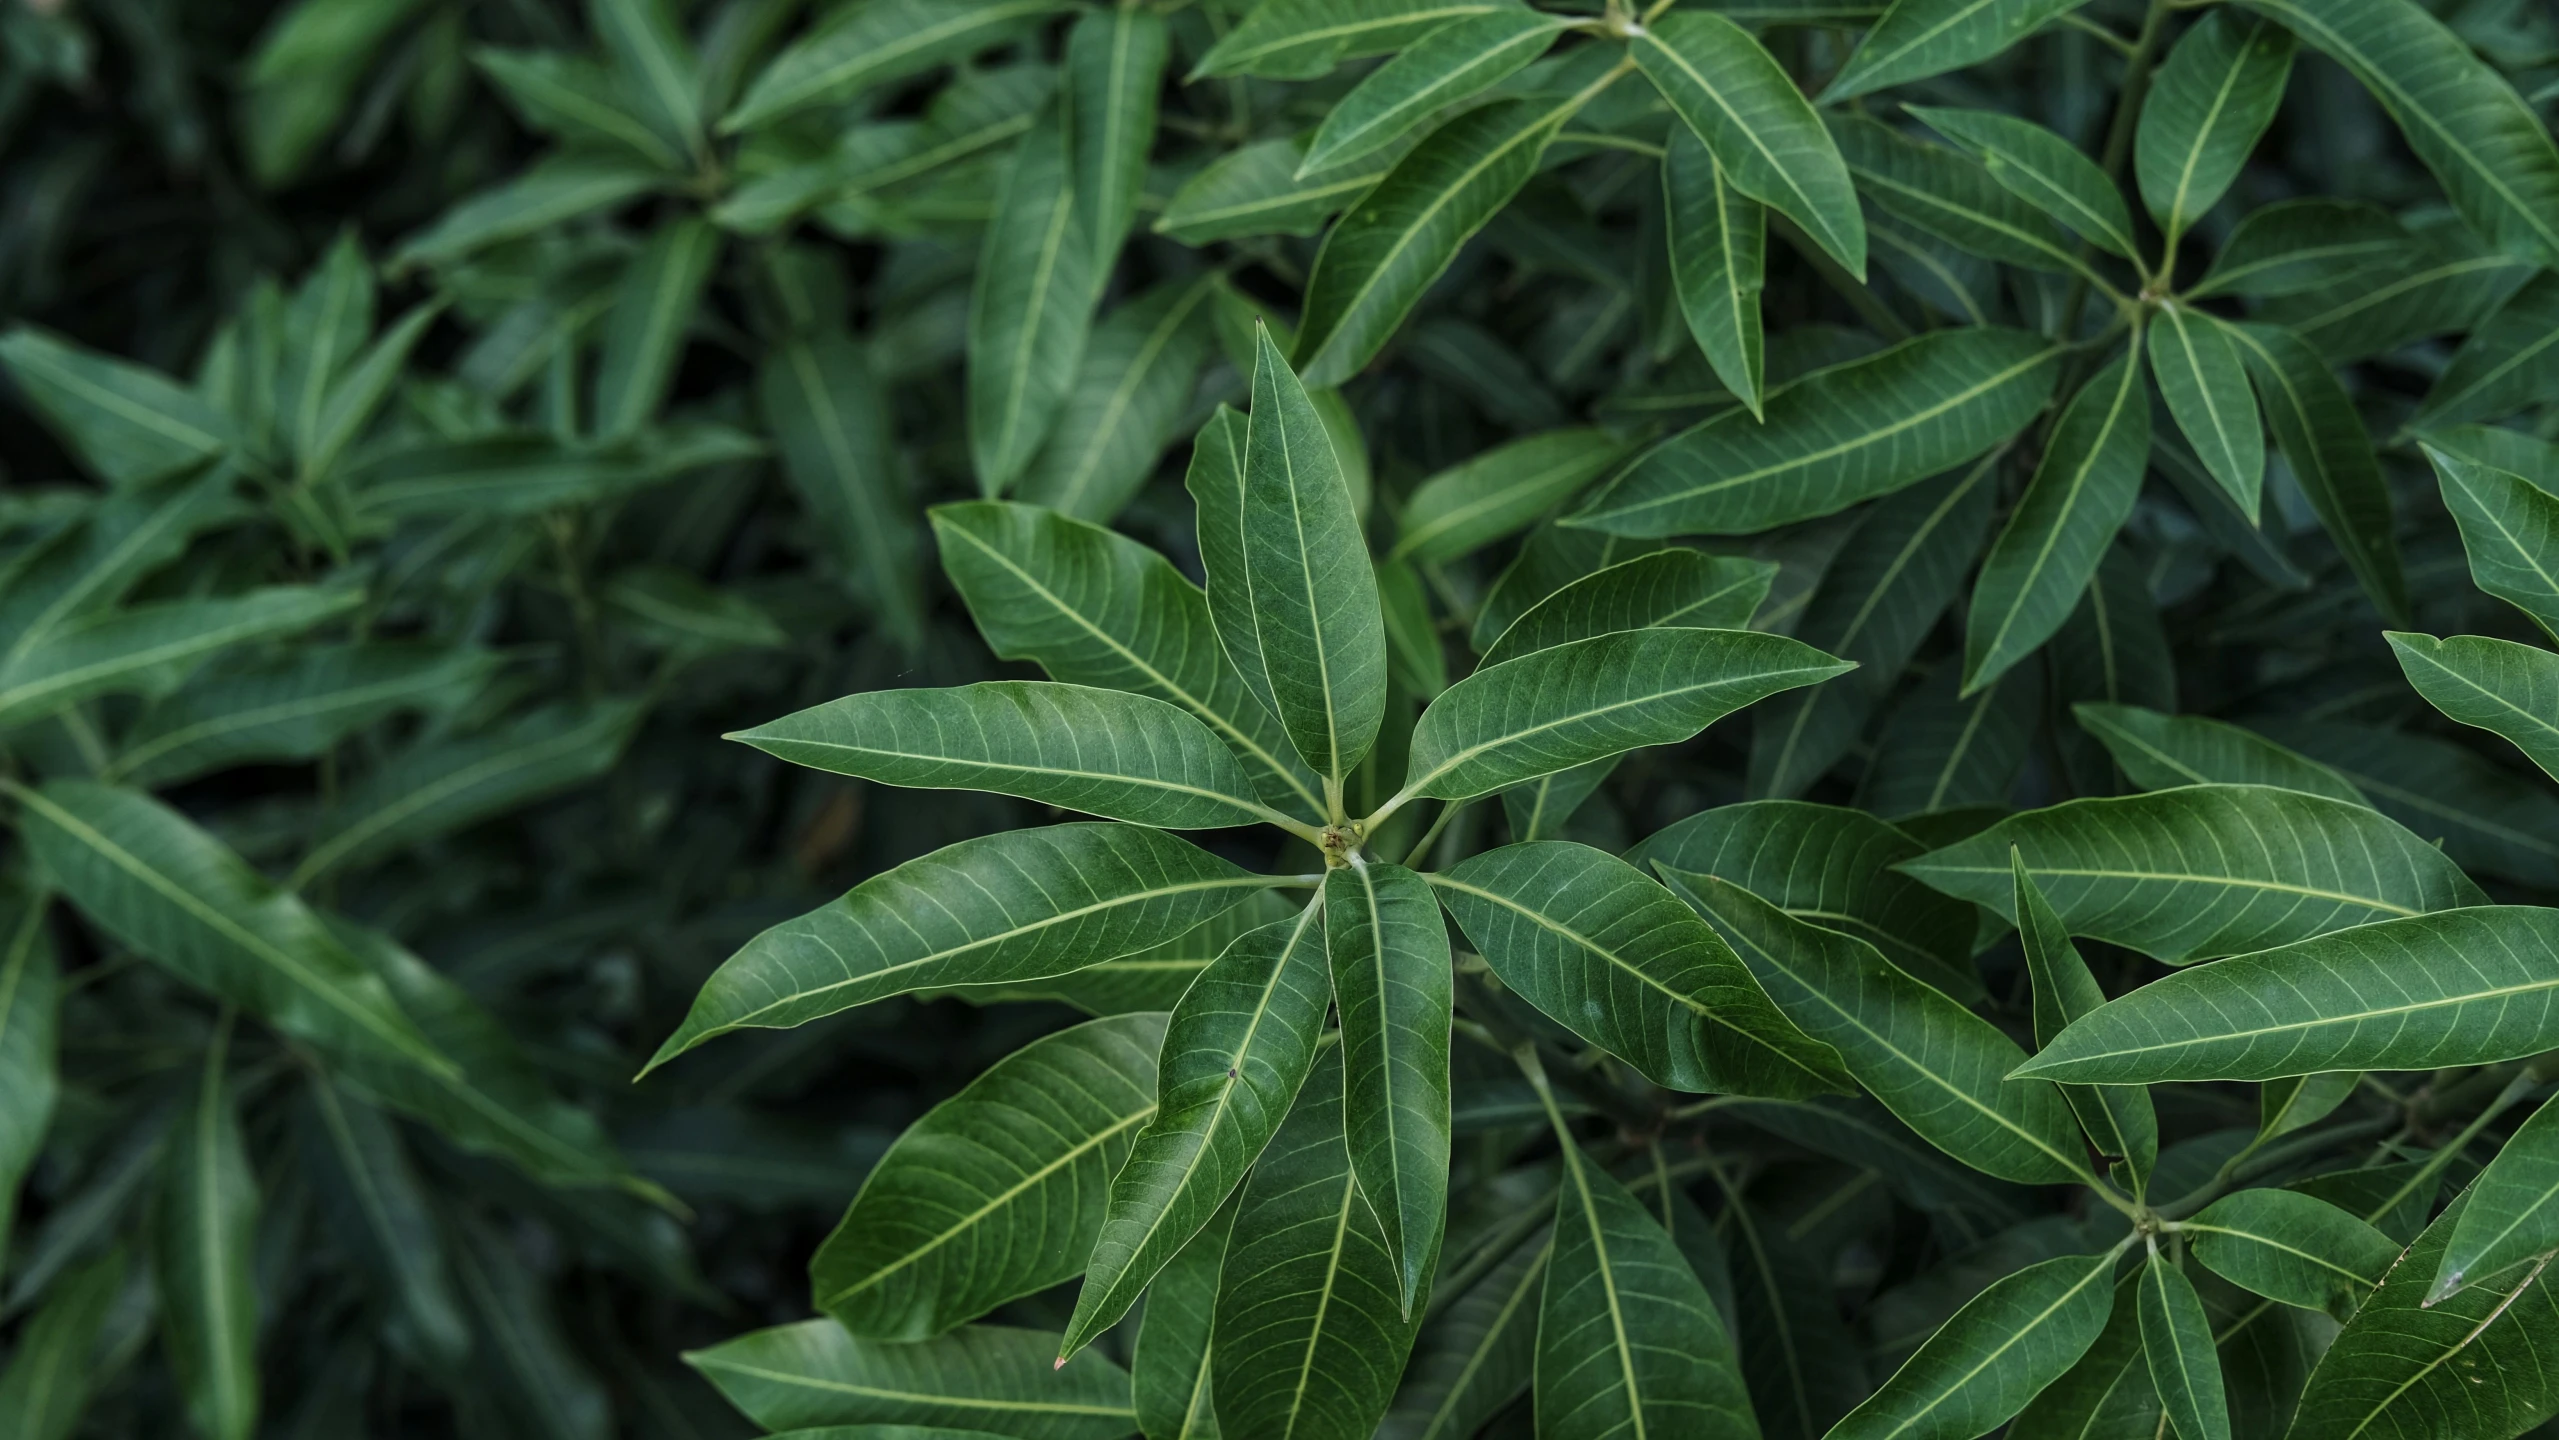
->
[[933, 891, 1301, 1017], [2227, 320, 2409, 625], [1389, 428, 1624, 567], [592, 217, 721, 439], [1663, 127, 1768, 417], [2070, 703, 2365, 804], [2047, 547, 2181, 794], [2431, 1094, 2559, 1305], [1477, 548, 1776, 669], [2135, 8, 2296, 244], [1065, 5, 1167, 271], [1020, 278, 1217, 523], [475, 48, 689, 171], [1323, 861, 1449, 1317], [721, 0, 1065, 133], [2415, 272, 2559, 430], [2189, 199, 2419, 298], [969, 118, 1093, 495], [1822, 0, 2084, 102], [0, 1246, 125, 1440], [688, 1321, 1135, 1438], [1829, 1250, 2119, 1440], [1910, 105, 2137, 259], [0, 585, 362, 731], [2386, 632, 2559, 783], [2148, 303, 2264, 521], [0, 891, 60, 1271], [2257, 215, 2539, 362], [1301, 9, 1566, 173], [1131, 1189, 1238, 1440], [158, 1035, 259, 1440], [2429, 444, 2559, 638], [2184, 1188, 2397, 1318], [761, 329, 929, 650], [2012, 854, 2158, 1192], [2139, 1254, 2232, 1440], [1721, 1185, 1869, 1438]]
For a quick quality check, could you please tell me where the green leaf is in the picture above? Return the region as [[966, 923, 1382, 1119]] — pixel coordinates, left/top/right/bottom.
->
[[474, 49, 689, 171], [721, 0, 1063, 134], [2070, 703, 2366, 804], [0, 1247, 124, 1440], [1062, 902, 1332, 1357], [2012, 854, 2158, 1192], [1663, 868, 2087, 1184], [450, 1216, 612, 1439], [2256, 217, 2539, 362], [2139, 1255, 2231, 1440], [645, 823, 1271, 1070], [1398, 627, 1849, 804], [1209, 1049, 1426, 1440], [392, 154, 668, 270], [1830, 1250, 2119, 1440], [1195, 0, 1520, 81], [1021, 278, 1217, 524], [1822, 0, 2083, 102], [1898, 784, 2485, 964], [2433, 1094, 2559, 1304], [1663, 127, 1768, 417], [1381, 1223, 1547, 1440], [1633, 11, 1864, 277], [932, 501, 1325, 821], [1066, 6, 1167, 271], [0, 471, 245, 667], [2387, 632, 2559, 784], [1379, 559, 1449, 700], [1470, 525, 1666, 652], [158, 1036, 259, 1440], [970, 121, 1094, 494], [1389, 428, 1623, 567], [591, 218, 720, 439], [0, 325, 232, 487], [1478, 549, 1775, 669], [733, 681, 1279, 830], [602, 564, 788, 654], [1910, 105, 2138, 258], [1432, 841, 1850, 1097], [1829, 114, 2096, 280], [2259, 1071, 2359, 1145], [2148, 303, 2264, 521], [2424, 422, 2559, 491], [591, 0, 704, 162], [1570, 327, 2055, 536], [1962, 346, 2151, 695], [2233, 0, 2559, 268], [1131, 1190, 1238, 1440], [354, 426, 762, 520], [2189, 199, 2418, 299], [278, 234, 376, 464], [2429, 443, 2559, 637], [2135, 8, 2296, 245], [1536, 1124, 1757, 1439], [1860, 660, 2041, 819], [812, 1014, 1165, 1340], [688, 1321, 1135, 1438], [2018, 906, 2559, 1083], [2258, 717, 2559, 891], [932, 891, 1301, 1017], [1325, 860, 1451, 1317], [298, 1073, 471, 1367], [761, 329, 927, 651], [303, 300, 438, 481], [1302, 9, 1565, 173], [2047, 548, 2181, 794], [0, 891, 59, 1270], [1721, 1187, 1869, 1437], [2414, 271, 2559, 429], [1156, 137, 1404, 245], [2006, 1274, 2164, 1439], [2185, 1188, 2397, 1318], [0, 583, 360, 731]]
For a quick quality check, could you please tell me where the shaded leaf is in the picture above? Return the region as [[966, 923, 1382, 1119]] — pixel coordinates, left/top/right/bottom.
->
[[969, 118, 1094, 494], [1390, 429, 1623, 567], [2185, 1187, 2397, 1318], [1912, 105, 2137, 258], [2013, 854, 2159, 1192], [1830, 1251, 2119, 1440], [1823, 0, 2085, 102], [2136, 9, 2296, 244], [1477, 548, 1776, 669], [1664, 127, 1768, 417], [722, 0, 1063, 133], [688, 1321, 1134, 1438], [2139, 1255, 2231, 1440], [2070, 703, 2365, 804], [1302, 9, 1566, 173], [1021, 278, 1217, 524]]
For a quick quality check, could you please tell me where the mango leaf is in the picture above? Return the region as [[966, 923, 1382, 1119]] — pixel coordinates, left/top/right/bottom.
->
[[591, 217, 720, 438], [1901, 784, 2484, 964], [2018, 906, 2559, 1084], [1020, 278, 1217, 524], [1431, 842, 1850, 1097], [2261, 717, 2559, 891], [1570, 327, 2055, 536], [298, 1074, 470, 1368], [0, 891, 59, 1268], [2231, 320, 2406, 626], [601, 565, 788, 655], [2135, 9, 2296, 244], [2386, 632, 2559, 783], [393, 154, 668, 270], [354, 425, 763, 520], [721, 0, 1064, 134], [1722, 1187, 1868, 1437], [2189, 199, 2418, 298], [158, 1037, 259, 1440], [2429, 444, 2559, 637], [1156, 137, 1404, 245], [2008, 1276, 2163, 1440], [761, 329, 929, 650], [1910, 105, 2137, 258], [644, 824, 1272, 1070], [2257, 217, 2539, 362], [2139, 1254, 2231, 1440], [475, 49, 689, 171], [1859, 661, 2042, 819], [0, 470, 245, 665], [2432, 1094, 2559, 1304], [687, 1321, 1135, 1438], [1663, 127, 1768, 417], [1302, 9, 1565, 173], [1325, 861, 1450, 1317], [1829, 1250, 2119, 1440], [1065, 6, 1167, 271], [0, 584, 360, 731], [1195, 0, 1519, 81], [1822, 0, 2084, 102], [1829, 113, 2088, 277], [812, 1014, 1165, 1340], [1130, 1200, 1236, 1440], [2012, 855, 2158, 1193], [2047, 548, 2180, 795], [2070, 703, 2365, 804], [0, 325, 232, 487], [2184, 1188, 2397, 1318], [0, 1246, 124, 1440], [1380, 1224, 1547, 1440], [932, 890, 1300, 1017], [1477, 549, 1775, 670], [592, 0, 704, 162], [1389, 428, 1624, 567], [2414, 271, 2559, 430], [2148, 303, 2264, 521], [969, 118, 1093, 495]]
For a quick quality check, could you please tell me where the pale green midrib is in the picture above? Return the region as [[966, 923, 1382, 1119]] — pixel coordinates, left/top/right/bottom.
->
[[2150, 1266, 2209, 1429], [2200, 237, 2414, 294], [2442, 1185, 2559, 1288], [0, 594, 356, 718], [1311, 20, 1560, 168], [1218, 5, 1499, 68], [753, 3, 1054, 120], [1922, 861, 2426, 916], [2338, 1252, 2556, 1440], [1278, 1168, 1364, 1439], [1168, 168, 1386, 230], [2163, 34, 2257, 240], [111, 668, 456, 781], [1418, 1237, 1551, 1440], [9, 487, 214, 665], [608, 3, 699, 156], [611, 225, 711, 433], [1353, 864, 1407, 1256], [1869, 222, 1986, 323], [1712, 155, 1755, 397], [496, 59, 680, 167], [689, 1356, 1136, 1416], [1563, 1141, 1650, 1440], [1091, 12, 1140, 243], [1869, 1261, 2109, 1439], [2446, 464, 2559, 604], [2424, 319, 2559, 421], [1976, 350, 2144, 667], [2035, 973, 2559, 1072], [1852, 164, 2080, 271], [1052, 281, 1214, 508], [856, 113, 1034, 194], [2347, 769, 2559, 858], [2397, 648, 2559, 776], [1637, 28, 1835, 255], [294, 266, 357, 459], [2181, 1222, 2373, 1282], [611, 586, 773, 644], [0, 901, 42, 1047], [290, 711, 617, 888], [2281, 256, 2525, 336], [990, 168, 1078, 478], [749, 734, 1266, 816], [312, 1077, 421, 1297], [1392, 447, 1607, 559], [2157, 308, 2246, 478], [21, 354, 224, 457], [1925, 683, 2002, 812], [1273, 389, 1347, 781], [1841, 0, 2000, 88], [1409, 655, 1840, 794], [197, 1056, 244, 1427]]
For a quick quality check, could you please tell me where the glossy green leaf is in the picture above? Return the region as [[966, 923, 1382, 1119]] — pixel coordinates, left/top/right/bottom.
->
[[1021, 278, 1217, 524], [1302, 9, 1564, 173], [2185, 1188, 2397, 1318], [0, 1247, 124, 1440], [2070, 703, 2366, 804], [721, 0, 1063, 133], [969, 120, 1093, 495], [2136, 8, 2296, 244], [592, 218, 720, 438], [2008, 1276, 2164, 1440], [1823, 0, 2084, 102], [1663, 127, 1768, 417], [1911, 105, 2137, 258], [1389, 428, 1623, 567], [1325, 860, 1450, 1317], [1131, 1190, 1238, 1440], [1829, 113, 2090, 278], [2189, 199, 2417, 299], [0, 584, 359, 731], [2431, 443, 2559, 638], [1478, 549, 1774, 669], [0, 325, 232, 487], [2148, 303, 2264, 521], [2013, 854, 2158, 1191], [2414, 271, 2559, 430], [932, 891, 1301, 1017], [2387, 632, 2559, 783], [1831, 1250, 2119, 1440], [1156, 137, 1404, 245], [2139, 1255, 2231, 1440], [158, 1036, 258, 1440], [0, 891, 59, 1269], [2259, 717, 2559, 891], [688, 1321, 1134, 1438], [1065, 6, 1166, 270], [1195, 0, 1520, 81], [762, 329, 928, 650], [2432, 1094, 2559, 1304]]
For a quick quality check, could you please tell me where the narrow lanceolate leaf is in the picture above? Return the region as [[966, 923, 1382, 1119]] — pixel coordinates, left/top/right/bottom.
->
[[2072, 703, 2365, 804], [2234, 0, 2559, 267], [645, 824, 1270, 1071], [2430, 445, 2559, 637], [970, 119, 1093, 494], [1066, 6, 1166, 270], [1571, 327, 2055, 536], [592, 218, 720, 439], [687, 1321, 1134, 1438], [1021, 278, 1217, 524], [1664, 128, 1768, 417], [1634, 11, 1863, 277], [1861, 662, 2041, 819], [1211, 1051, 1427, 1440], [1383, 1226, 1548, 1440], [1195, 0, 1515, 80], [393, 155, 667, 269], [1822, 0, 2084, 102], [1295, 94, 1580, 388], [2148, 304, 2264, 520], [1831, 115, 2088, 276], [0, 1246, 124, 1440], [2416, 273, 2559, 429], [1157, 137, 1406, 245], [1901, 784, 2485, 964], [1390, 429, 1624, 566], [2189, 199, 2419, 299], [0, 891, 60, 1265], [733, 682, 1277, 829], [1538, 1129, 1758, 1440], [932, 501, 1325, 821], [812, 1014, 1165, 1340], [720, 0, 1063, 133], [0, 325, 231, 486], [2012, 855, 2158, 1191], [1664, 869, 2086, 1184], [299, 1075, 470, 1368], [2434, 1095, 2559, 1304], [2018, 906, 2559, 1084], [1830, 1251, 2119, 1440], [0, 585, 362, 730], [2185, 1188, 2397, 1318], [1132, 1191, 1239, 1440], [592, 0, 704, 161], [2008, 1277, 2163, 1440], [2387, 632, 2559, 783], [933, 891, 1301, 1017], [1477, 550, 1777, 670], [1433, 843, 1849, 1097], [1911, 106, 2138, 259], [1962, 347, 2151, 695], [1398, 627, 1850, 804], [762, 330, 927, 649], [2135, 8, 2297, 244], [1302, 9, 1565, 172], [1326, 861, 1451, 1318], [2139, 1256, 2231, 1440], [159, 1036, 259, 1440], [1722, 1188, 1870, 1438], [1062, 904, 1333, 1358]]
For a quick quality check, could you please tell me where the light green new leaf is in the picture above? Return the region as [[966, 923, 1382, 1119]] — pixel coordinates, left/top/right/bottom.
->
[[2433, 1094, 2559, 1304], [2387, 632, 2559, 783], [1210, 1050, 1425, 1440], [158, 1037, 259, 1440], [2008, 1276, 2164, 1440], [1390, 428, 1623, 566], [2233, 0, 2559, 268], [1478, 549, 1776, 670], [2190, 199, 2417, 299], [721, 0, 1063, 133], [1963, 347, 2151, 695], [392, 154, 668, 270], [646, 823, 1270, 1070], [2185, 1188, 2397, 1318], [1398, 627, 1849, 804], [2139, 1257, 2231, 1440], [2018, 906, 2559, 1084], [1911, 105, 2138, 258], [0, 1246, 124, 1440], [1380, 1224, 1547, 1440], [2136, 9, 2296, 244], [2415, 272, 2559, 429], [1830, 115, 2089, 277], [2071, 703, 2365, 804], [298, 1074, 470, 1368], [1664, 869, 2086, 1185], [2230, 321, 2410, 624], [1131, 1189, 1237, 1440], [1021, 278, 1217, 524], [0, 325, 231, 487], [1302, 9, 1565, 173], [2013, 854, 2158, 1192], [812, 1014, 1165, 1340], [0, 892, 59, 1268], [1156, 137, 1405, 245], [1066, 5, 1167, 270], [592, 0, 704, 161], [1662, 126, 1768, 418], [1822, 0, 2084, 102], [1571, 327, 2055, 536], [592, 217, 719, 439], [1900, 784, 2484, 964], [2428, 444, 2559, 637], [1325, 860, 1451, 1317], [2148, 303, 2264, 520], [970, 120, 1093, 495], [0, 584, 360, 731], [761, 329, 927, 650], [1831, 1251, 2118, 1440], [733, 682, 1277, 830], [1432, 842, 1850, 1097], [1062, 903, 1332, 1358], [1195, 0, 1520, 81], [687, 1321, 1134, 1438]]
